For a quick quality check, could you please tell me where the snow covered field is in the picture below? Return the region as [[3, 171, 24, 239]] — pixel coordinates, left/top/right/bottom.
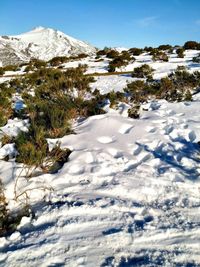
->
[[0, 51, 200, 266]]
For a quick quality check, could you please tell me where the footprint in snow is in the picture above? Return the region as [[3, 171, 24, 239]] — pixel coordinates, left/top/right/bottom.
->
[[188, 130, 196, 142], [132, 144, 143, 156], [118, 124, 133, 134], [145, 126, 157, 133], [107, 147, 123, 158], [97, 136, 114, 144]]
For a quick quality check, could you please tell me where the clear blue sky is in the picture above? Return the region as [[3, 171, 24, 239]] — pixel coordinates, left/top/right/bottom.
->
[[0, 0, 200, 48]]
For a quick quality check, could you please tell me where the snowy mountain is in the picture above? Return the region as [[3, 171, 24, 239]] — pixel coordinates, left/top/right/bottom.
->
[[0, 26, 96, 66]]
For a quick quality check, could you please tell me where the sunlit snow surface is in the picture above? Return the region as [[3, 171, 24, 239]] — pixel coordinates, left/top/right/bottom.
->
[[0, 51, 200, 266]]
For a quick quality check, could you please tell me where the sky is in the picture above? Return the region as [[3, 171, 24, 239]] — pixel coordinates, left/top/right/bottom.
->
[[0, 0, 200, 48]]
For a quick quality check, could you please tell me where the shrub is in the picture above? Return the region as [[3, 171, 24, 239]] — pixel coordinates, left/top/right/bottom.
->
[[2, 65, 19, 72], [151, 50, 169, 62], [183, 41, 200, 50], [193, 55, 200, 63], [124, 80, 149, 103], [158, 77, 174, 100], [29, 59, 47, 69], [48, 56, 69, 66], [96, 47, 111, 56], [128, 105, 140, 119], [176, 48, 185, 58], [106, 50, 120, 59], [129, 47, 143, 56], [0, 68, 5, 76], [0, 92, 13, 127], [0, 135, 14, 146], [120, 51, 132, 61], [15, 123, 48, 167], [132, 64, 154, 79], [184, 90, 192, 101], [77, 53, 88, 59], [0, 180, 9, 236], [107, 55, 130, 72], [107, 64, 116, 72], [15, 123, 72, 172], [143, 46, 154, 53], [157, 44, 173, 51], [176, 65, 187, 71], [0, 179, 31, 237], [170, 68, 198, 90], [43, 145, 72, 174], [102, 91, 125, 108]]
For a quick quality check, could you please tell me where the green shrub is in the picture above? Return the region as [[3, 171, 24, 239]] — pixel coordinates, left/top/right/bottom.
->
[[108, 55, 130, 72], [132, 64, 154, 79], [157, 44, 173, 51], [106, 50, 120, 59], [129, 47, 143, 56], [120, 51, 131, 61], [151, 50, 169, 62], [124, 80, 149, 103], [176, 48, 185, 58], [0, 92, 13, 127], [143, 46, 154, 53], [15, 123, 48, 166], [15, 123, 72, 172], [0, 68, 5, 76], [96, 49, 108, 56]]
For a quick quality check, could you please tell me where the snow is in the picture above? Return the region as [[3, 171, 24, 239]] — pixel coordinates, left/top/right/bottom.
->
[[111, 50, 200, 79], [1, 48, 200, 266], [91, 74, 134, 94], [1, 97, 200, 266]]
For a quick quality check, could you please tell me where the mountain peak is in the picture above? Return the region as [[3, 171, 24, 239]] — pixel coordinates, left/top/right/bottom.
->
[[32, 26, 46, 31], [0, 27, 96, 65]]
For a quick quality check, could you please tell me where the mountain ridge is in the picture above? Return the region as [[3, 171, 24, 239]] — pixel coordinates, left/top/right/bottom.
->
[[0, 26, 96, 66]]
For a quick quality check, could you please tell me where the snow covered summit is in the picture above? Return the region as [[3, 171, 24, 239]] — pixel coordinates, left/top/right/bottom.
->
[[0, 26, 96, 66]]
